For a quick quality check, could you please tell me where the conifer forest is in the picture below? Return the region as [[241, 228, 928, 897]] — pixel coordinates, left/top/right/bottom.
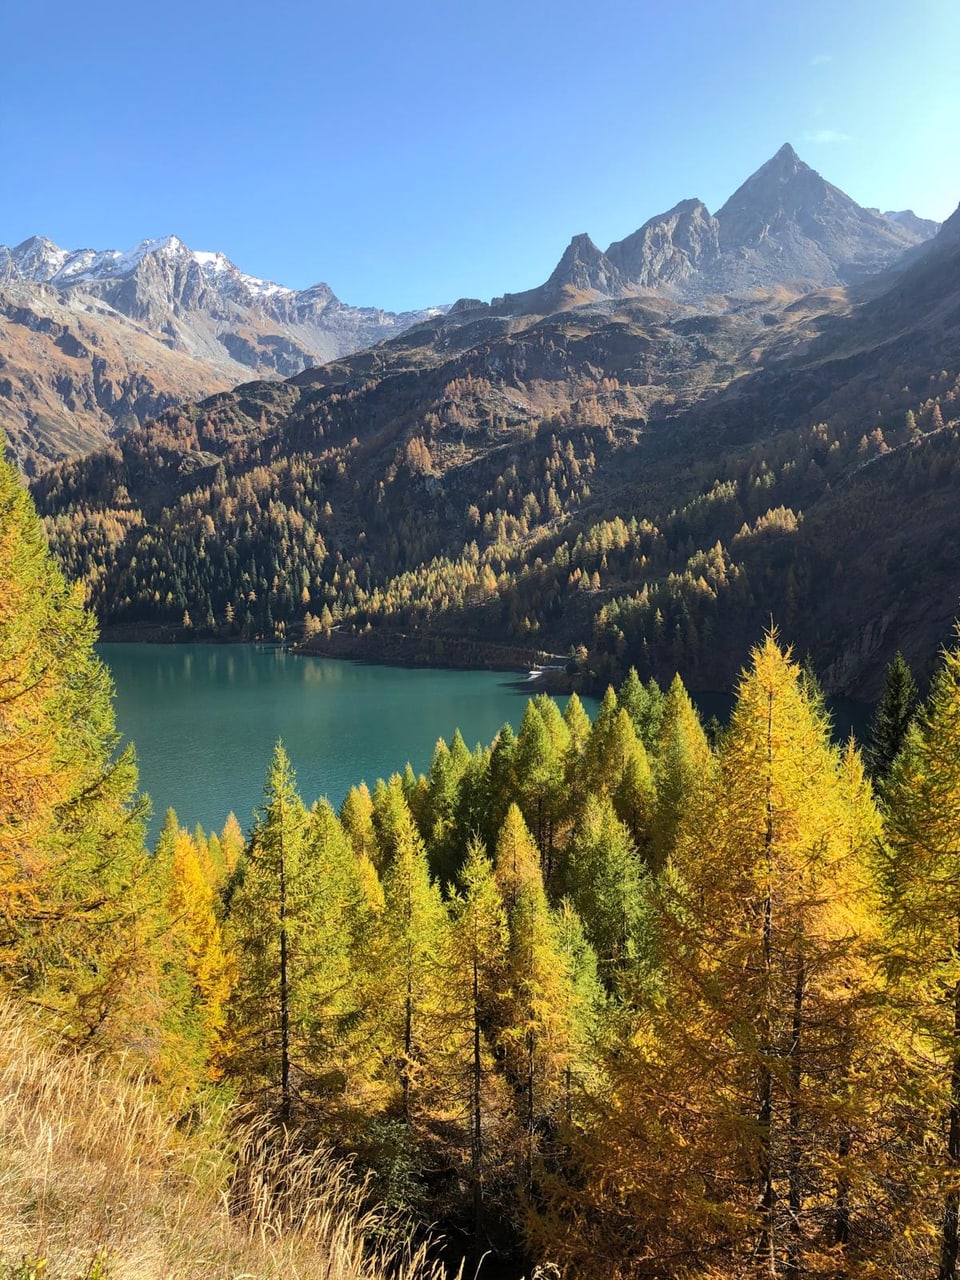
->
[[7, 437, 960, 1280]]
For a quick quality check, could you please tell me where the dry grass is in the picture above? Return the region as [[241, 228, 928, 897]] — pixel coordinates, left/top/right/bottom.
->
[[0, 999, 452, 1280]]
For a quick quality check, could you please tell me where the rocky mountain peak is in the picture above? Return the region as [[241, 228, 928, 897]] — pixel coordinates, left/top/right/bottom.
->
[[606, 198, 720, 290], [710, 144, 930, 287], [9, 235, 70, 281], [714, 145, 828, 241], [884, 209, 943, 240], [527, 145, 938, 310], [0, 232, 450, 469], [769, 141, 802, 170], [546, 233, 623, 295]]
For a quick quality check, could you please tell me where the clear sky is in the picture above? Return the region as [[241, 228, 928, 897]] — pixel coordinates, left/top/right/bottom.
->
[[3, 0, 958, 311]]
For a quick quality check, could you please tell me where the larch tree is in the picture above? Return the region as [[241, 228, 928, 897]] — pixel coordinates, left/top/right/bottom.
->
[[0, 446, 148, 1047], [881, 636, 960, 1280], [223, 742, 311, 1122], [147, 825, 233, 1088], [376, 804, 448, 1127], [494, 804, 589, 1186], [513, 701, 566, 878], [299, 798, 384, 1108], [443, 836, 511, 1240], [665, 634, 885, 1276], [339, 782, 377, 861], [570, 635, 886, 1278], [562, 691, 592, 756]]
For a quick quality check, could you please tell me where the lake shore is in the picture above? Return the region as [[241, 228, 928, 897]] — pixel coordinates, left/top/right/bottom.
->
[[98, 622, 578, 690]]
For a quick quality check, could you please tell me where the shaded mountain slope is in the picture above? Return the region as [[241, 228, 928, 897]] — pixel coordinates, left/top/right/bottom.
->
[[31, 203, 960, 695]]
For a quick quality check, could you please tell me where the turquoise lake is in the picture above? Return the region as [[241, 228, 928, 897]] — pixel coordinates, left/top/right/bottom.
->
[[99, 644, 586, 843]]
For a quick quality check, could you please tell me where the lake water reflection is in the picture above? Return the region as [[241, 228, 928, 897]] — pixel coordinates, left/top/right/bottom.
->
[[100, 644, 591, 843]]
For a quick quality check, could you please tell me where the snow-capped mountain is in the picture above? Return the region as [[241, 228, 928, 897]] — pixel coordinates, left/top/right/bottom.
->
[[0, 234, 448, 472], [0, 233, 446, 375]]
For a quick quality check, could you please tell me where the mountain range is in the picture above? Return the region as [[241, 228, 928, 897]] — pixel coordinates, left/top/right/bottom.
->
[[0, 234, 446, 472], [0, 145, 939, 474], [485, 143, 938, 314], [29, 145, 960, 698]]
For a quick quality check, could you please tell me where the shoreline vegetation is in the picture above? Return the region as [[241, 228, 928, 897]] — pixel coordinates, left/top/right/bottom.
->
[[98, 621, 579, 689]]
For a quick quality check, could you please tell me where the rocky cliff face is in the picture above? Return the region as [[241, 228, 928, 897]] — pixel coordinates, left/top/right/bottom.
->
[[606, 198, 721, 290], [708, 143, 925, 290], [0, 281, 237, 474], [0, 234, 448, 374]]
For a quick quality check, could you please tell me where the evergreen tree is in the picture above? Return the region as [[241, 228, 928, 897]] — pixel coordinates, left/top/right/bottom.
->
[[563, 795, 651, 991], [223, 743, 310, 1121], [483, 723, 518, 850], [867, 650, 919, 791], [617, 669, 665, 752], [650, 673, 713, 869]]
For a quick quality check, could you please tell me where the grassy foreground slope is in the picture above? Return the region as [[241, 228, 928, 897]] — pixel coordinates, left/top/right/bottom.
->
[[0, 999, 447, 1280]]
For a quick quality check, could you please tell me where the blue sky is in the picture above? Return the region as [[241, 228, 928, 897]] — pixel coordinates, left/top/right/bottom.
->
[[4, 0, 958, 310]]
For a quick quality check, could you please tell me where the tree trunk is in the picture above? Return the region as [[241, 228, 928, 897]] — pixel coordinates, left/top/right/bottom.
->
[[526, 1028, 535, 1188], [758, 687, 777, 1277], [471, 941, 483, 1240], [279, 799, 290, 1125], [403, 960, 413, 1124], [786, 953, 805, 1280]]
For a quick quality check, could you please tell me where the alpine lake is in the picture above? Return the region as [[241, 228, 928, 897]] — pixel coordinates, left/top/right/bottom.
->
[[99, 643, 872, 846], [99, 643, 594, 844]]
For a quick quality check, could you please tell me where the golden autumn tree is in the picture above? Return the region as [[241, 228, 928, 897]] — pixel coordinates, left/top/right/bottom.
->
[[493, 804, 594, 1186], [374, 803, 449, 1126], [557, 634, 888, 1278], [146, 823, 232, 1088], [442, 836, 512, 1240], [881, 635, 960, 1280], [0, 446, 148, 1046]]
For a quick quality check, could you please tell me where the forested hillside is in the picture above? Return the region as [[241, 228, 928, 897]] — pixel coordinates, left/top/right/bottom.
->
[[10, 443, 960, 1277], [32, 202, 960, 696]]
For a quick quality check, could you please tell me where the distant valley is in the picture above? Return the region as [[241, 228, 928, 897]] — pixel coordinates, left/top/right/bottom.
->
[[21, 145, 960, 695]]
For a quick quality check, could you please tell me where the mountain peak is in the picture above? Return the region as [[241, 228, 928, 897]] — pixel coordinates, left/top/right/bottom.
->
[[719, 145, 813, 212], [546, 234, 622, 295], [605, 199, 719, 291]]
